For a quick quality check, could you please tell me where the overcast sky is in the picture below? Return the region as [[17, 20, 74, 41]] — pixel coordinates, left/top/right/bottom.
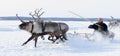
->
[[0, 0, 120, 18]]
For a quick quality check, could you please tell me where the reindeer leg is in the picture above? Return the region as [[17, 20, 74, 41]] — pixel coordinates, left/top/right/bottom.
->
[[59, 35, 65, 42], [62, 33, 68, 40], [22, 34, 35, 46], [41, 35, 45, 40], [52, 35, 60, 44], [34, 35, 39, 47], [48, 36, 52, 41], [48, 34, 54, 42], [58, 33, 67, 43]]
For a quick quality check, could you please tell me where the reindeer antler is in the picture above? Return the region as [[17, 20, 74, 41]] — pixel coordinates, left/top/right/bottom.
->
[[29, 12, 37, 20], [29, 8, 45, 20], [110, 16, 114, 20], [16, 14, 24, 23]]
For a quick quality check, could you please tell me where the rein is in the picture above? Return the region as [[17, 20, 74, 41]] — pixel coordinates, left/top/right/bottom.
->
[[94, 23, 103, 28]]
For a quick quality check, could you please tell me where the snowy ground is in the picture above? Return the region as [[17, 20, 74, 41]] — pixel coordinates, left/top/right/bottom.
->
[[0, 20, 120, 56]]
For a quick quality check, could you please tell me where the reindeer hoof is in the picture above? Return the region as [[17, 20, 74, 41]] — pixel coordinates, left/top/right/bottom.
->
[[52, 41, 55, 44], [22, 43, 26, 46], [56, 42, 59, 44], [65, 39, 68, 40], [21, 44, 25, 46], [34, 45, 37, 47], [41, 38, 45, 40]]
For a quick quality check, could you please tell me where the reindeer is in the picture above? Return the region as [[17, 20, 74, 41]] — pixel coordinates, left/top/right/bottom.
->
[[17, 8, 69, 47], [108, 16, 120, 29], [108, 21, 120, 29]]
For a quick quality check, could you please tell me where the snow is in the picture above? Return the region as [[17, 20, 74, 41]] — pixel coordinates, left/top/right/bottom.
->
[[0, 20, 120, 56]]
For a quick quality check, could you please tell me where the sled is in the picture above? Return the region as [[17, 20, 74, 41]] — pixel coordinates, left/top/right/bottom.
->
[[83, 31, 115, 41]]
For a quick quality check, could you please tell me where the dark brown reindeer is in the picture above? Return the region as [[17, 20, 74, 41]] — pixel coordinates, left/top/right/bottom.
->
[[17, 9, 69, 47]]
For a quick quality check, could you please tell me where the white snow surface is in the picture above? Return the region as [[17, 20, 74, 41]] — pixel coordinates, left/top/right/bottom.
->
[[0, 20, 120, 56]]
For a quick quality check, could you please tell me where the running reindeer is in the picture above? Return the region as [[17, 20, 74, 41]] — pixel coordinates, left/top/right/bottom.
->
[[108, 16, 120, 29], [17, 8, 69, 47]]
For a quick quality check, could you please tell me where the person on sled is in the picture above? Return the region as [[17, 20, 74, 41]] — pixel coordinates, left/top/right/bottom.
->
[[88, 18, 109, 35], [88, 18, 114, 39]]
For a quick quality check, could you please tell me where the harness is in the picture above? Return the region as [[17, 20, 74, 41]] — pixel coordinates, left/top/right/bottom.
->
[[30, 22, 34, 33], [30, 21, 46, 33], [41, 21, 46, 33]]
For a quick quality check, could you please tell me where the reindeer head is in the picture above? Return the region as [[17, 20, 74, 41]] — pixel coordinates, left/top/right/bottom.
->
[[19, 21, 34, 33], [16, 14, 34, 32], [17, 8, 44, 33], [19, 21, 32, 29]]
